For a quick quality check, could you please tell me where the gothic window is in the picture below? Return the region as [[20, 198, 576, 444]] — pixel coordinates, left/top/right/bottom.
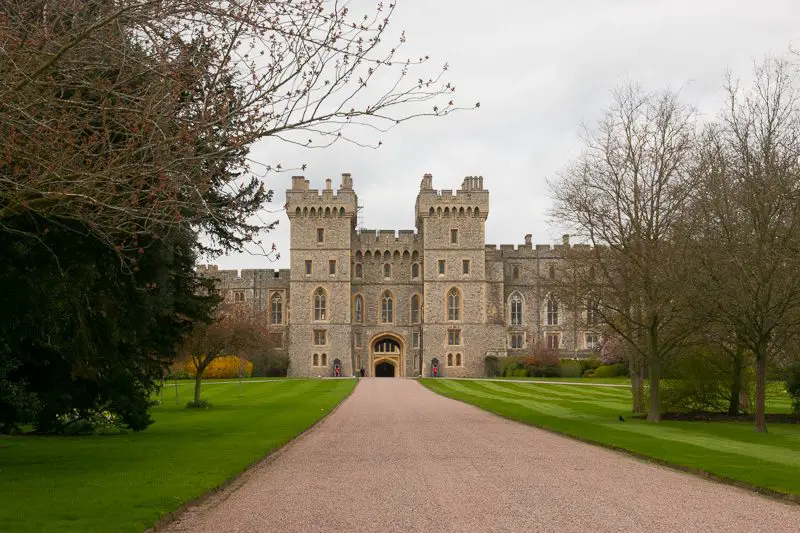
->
[[313, 330, 326, 345], [271, 294, 283, 324], [329, 260, 336, 275], [462, 259, 470, 275], [510, 333, 524, 349], [381, 291, 394, 323], [383, 263, 391, 278], [411, 294, 421, 324], [447, 288, 461, 321], [546, 297, 558, 326], [447, 353, 454, 367], [354, 332, 363, 348], [586, 333, 599, 350], [305, 260, 312, 275], [586, 299, 599, 326], [411, 263, 420, 278], [438, 260, 446, 275], [313, 353, 319, 366], [512, 266, 520, 280], [321, 353, 328, 366], [354, 295, 364, 324], [456, 353, 462, 366], [546, 333, 560, 349], [355, 263, 363, 278], [234, 291, 244, 303], [510, 293, 523, 326], [314, 288, 327, 321]]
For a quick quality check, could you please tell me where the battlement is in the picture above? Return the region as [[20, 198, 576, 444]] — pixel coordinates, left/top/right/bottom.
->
[[197, 265, 291, 284], [415, 173, 489, 220], [354, 229, 421, 245], [286, 174, 358, 217]]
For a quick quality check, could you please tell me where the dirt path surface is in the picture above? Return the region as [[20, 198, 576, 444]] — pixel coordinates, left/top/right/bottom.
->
[[164, 379, 800, 533]]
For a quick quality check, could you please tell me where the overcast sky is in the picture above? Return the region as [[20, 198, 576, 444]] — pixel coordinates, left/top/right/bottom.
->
[[210, 0, 799, 271]]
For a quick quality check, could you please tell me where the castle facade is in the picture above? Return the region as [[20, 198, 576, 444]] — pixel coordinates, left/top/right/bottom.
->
[[198, 173, 601, 377]]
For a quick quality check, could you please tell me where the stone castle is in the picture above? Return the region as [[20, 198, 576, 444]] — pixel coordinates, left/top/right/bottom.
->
[[198, 173, 601, 377]]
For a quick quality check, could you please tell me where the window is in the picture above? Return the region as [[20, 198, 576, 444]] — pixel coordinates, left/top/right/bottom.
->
[[313, 353, 319, 366], [411, 294, 421, 324], [355, 263, 363, 278], [510, 293, 523, 326], [313, 330, 326, 346], [586, 299, 599, 326], [381, 291, 394, 323], [305, 260, 312, 275], [317, 228, 324, 243], [451, 228, 458, 244], [589, 266, 596, 280], [546, 333, 560, 349], [448, 329, 461, 346], [513, 266, 519, 280], [548, 265, 556, 279], [438, 260, 446, 275], [510, 333, 524, 349], [271, 294, 283, 324], [456, 353, 462, 367], [383, 263, 391, 278], [412, 331, 420, 348], [233, 291, 244, 303], [314, 288, 327, 320], [586, 333, 599, 350], [321, 353, 327, 366], [447, 288, 461, 321], [354, 295, 364, 323], [411, 263, 419, 278], [447, 353, 454, 367], [462, 259, 470, 275], [546, 297, 558, 325], [354, 332, 363, 348], [329, 260, 336, 275]]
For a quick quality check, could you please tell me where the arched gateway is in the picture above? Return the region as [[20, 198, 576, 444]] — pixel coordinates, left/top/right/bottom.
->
[[370, 334, 404, 378]]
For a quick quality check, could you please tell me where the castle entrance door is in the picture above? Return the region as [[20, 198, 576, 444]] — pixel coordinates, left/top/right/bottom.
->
[[371, 335, 403, 378]]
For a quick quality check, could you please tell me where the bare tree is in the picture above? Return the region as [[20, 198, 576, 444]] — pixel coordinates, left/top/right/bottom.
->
[[690, 58, 800, 432], [0, 1, 475, 263], [551, 85, 698, 422]]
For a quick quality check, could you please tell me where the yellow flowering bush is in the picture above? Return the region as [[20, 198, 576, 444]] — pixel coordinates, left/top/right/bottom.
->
[[185, 356, 253, 379]]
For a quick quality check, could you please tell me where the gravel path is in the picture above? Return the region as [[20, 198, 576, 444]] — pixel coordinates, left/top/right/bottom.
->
[[164, 379, 800, 533]]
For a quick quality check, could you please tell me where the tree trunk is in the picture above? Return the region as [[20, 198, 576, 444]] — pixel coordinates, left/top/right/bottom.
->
[[630, 356, 645, 414], [647, 356, 661, 422], [727, 348, 744, 416], [755, 352, 767, 433], [194, 372, 203, 404]]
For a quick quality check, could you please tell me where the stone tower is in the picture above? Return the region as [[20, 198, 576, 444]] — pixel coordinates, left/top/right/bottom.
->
[[285, 174, 357, 376], [415, 174, 505, 376]]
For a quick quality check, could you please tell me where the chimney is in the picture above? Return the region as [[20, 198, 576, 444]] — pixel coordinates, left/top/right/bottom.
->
[[562, 234, 570, 246], [291, 175, 307, 190], [325, 178, 332, 190], [524, 234, 532, 245]]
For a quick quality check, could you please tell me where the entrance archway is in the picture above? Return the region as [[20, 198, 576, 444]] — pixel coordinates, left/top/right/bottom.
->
[[375, 361, 396, 377], [370, 334, 404, 378]]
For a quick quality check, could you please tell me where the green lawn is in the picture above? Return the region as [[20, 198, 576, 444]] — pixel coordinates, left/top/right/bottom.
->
[[421, 378, 800, 498], [0, 379, 356, 533]]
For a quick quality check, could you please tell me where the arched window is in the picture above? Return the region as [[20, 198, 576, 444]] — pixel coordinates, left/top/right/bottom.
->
[[510, 293, 523, 326], [447, 288, 461, 321], [456, 353, 462, 366], [586, 298, 599, 326], [321, 353, 327, 366], [355, 263, 363, 278], [354, 295, 364, 324], [313, 353, 319, 366], [546, 297, 559, 326], [447, 353, 454, 366], [271, 294, 283, 324], [548, 265, 555, 279], [411, 294, 421, 324], [383, 263, 391, 278], [314, 288, 327, 321], [411, 263, 419, 278], [381, 291, 394, 323]]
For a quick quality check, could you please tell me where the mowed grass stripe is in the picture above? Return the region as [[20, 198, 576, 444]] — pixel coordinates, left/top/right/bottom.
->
[[423, 378, 800, 497], [0, 379, 356, 533]]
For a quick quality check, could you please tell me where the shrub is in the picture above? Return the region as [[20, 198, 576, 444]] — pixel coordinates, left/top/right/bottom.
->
[[785, 363, 800, 414], [579, 357, 603, 375], [660, 346, 730, 413], [558, 360, 582, 378], [592, 364, 623, 378], [186, 400, 212, 409], [185, 356, 254, 379], [251, 351, 290, 377]]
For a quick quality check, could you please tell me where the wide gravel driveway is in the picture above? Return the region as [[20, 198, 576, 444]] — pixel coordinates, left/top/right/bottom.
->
[[165, 378, 800, 532]]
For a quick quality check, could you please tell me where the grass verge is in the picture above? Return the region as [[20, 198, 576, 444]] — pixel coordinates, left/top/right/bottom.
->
[[421, 378, 800, 499], [0, 379, 356, 532]]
